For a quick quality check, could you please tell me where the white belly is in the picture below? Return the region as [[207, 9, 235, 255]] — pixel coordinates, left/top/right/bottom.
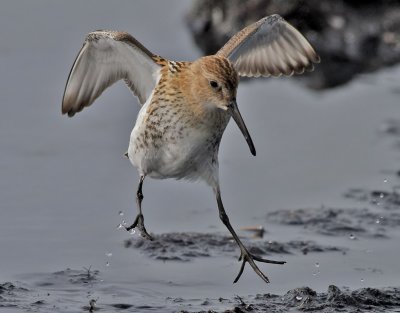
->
[[129, 130, 214, 181], [128, 104, 222, 184]]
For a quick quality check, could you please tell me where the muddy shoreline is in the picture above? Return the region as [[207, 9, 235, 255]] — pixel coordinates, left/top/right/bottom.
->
[[1, 268, 399, 312], [2, 1, 400, 312], [3, 119, 400, 312]]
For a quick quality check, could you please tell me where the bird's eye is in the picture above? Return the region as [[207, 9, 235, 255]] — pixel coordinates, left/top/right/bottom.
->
[[210, 80, 219, 89]]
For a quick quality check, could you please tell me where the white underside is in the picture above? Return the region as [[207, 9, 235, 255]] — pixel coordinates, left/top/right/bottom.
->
[[127, 94, 220, 187]]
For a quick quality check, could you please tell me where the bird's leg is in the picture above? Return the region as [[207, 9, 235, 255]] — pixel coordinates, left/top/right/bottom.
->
[[126, 175, 153, 241], [214, 187, 285, 283]]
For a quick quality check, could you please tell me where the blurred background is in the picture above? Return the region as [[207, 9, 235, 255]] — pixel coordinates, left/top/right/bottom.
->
[[188, 0, 400, 89], [1, 0, 400, 312]]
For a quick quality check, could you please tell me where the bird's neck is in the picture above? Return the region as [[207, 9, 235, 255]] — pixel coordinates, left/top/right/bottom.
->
[[151, 61, 231, 132]]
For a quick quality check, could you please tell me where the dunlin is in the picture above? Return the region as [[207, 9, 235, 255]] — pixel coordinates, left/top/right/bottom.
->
[[62, 15, 319, 283]]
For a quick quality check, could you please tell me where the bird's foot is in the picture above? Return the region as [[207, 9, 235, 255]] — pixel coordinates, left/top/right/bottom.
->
[[234, 247, 285, 283], [125, 214, 153, 241]]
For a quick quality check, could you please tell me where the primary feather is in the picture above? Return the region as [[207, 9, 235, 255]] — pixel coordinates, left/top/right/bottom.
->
[[217, 15, 320, 77], [62, 31, 161, 117]]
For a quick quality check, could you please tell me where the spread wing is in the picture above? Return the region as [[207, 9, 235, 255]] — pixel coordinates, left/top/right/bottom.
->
[[216, 15, 320, 77], [62, 30, 162, 117]]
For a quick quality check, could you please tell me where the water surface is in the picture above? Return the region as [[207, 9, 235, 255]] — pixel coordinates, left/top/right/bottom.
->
[[1, 1, 399, 312]]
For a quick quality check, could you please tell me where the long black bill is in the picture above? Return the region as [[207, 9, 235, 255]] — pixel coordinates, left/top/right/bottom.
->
[[228, 100, 256, 156]]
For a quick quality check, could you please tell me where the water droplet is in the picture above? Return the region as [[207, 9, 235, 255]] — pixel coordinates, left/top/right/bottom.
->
[[315, 262, 320, 268], [117, 223, 124, 230], [383, 179, 388, 183], [118, 211, 124, 216], [312, 270, 320, 276], [121, 220, 127, 226], [296, 295, 303, 301], [349, 234, 356, 240], [360, 278, 364, 282], [106, 262, 110, 267], [376, 219, 380, 224], [379, 193, 385, 199], [105, 252, 112, 257], [268, 240, 273, 244], [129, 229, 136, 235]]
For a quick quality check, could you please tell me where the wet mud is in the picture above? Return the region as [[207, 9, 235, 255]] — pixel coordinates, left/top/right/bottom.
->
[[208, 285, 400, 313], [0, 269, 158, 312], [344, 188, 400, 211], [2, 1, 400, 312], [0, 282, 29, 310], [124, 232, 345, 261], [2, 274, 400, 313], [266, 206, 400, 239], [340, 119, 400, 212], [0, 269, 101, 312], [3, 103, 400, 313]]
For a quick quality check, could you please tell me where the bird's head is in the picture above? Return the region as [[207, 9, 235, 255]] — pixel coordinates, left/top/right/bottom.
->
[[191, 56, 238, 110], [189, 56, 256, 156]]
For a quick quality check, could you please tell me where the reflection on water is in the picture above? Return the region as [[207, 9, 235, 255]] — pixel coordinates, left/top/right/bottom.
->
[[1, 1, 400, 312]]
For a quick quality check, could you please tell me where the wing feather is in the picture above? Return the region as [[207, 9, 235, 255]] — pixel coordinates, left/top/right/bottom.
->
[[216, 15, 320, 78], [62, 30, 161, 117]]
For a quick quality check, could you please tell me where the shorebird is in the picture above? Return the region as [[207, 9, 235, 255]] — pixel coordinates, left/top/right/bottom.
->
[[62, 14, 319, 283]]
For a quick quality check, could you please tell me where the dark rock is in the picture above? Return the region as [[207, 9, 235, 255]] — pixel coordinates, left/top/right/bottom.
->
[[186, 0, 400, 89]]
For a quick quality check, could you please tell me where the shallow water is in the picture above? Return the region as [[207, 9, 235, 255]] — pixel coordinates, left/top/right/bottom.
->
[[1, 1, 400, 312]]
